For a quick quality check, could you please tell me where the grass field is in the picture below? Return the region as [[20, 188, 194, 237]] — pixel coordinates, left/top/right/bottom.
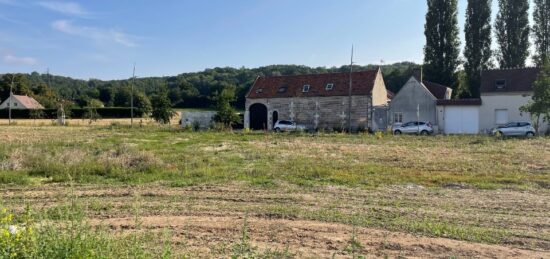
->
[[1, 125, 549, 258]]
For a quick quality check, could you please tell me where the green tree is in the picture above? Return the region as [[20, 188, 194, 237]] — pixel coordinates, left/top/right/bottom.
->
[[151, 88, 175, 124], [463, 0, 492, 98], [213, 85, 240, 128], [83, 99, 103, 124], [423, 0, 461, 88], [0, 74, 31, 101], [99, 87, 115, 106], [533, 0, 550, 66], [133, 91, 152, 117], [114, 87, 131, 107], [520, 58, 550, 133], [495, 0, 530, 68]]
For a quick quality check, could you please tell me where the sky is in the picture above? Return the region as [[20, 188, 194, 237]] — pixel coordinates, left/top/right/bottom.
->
[[0, 0, 525, 80]]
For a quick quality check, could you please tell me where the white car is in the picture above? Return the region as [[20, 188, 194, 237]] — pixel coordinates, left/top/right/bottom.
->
[[491, 122, 536, 137], [392, 121, 434, 135], [273, 120, 306, 132]]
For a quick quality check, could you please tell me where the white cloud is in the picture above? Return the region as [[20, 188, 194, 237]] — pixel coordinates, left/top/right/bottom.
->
[[4, 54, 38, 65], [37, 1, 88, 17], [52, 20, 137, 47]]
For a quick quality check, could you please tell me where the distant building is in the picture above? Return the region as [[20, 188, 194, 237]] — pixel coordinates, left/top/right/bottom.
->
[[479, 67, 548, 133], [389, 73, 452, 132], [0, 95, 45, 110], [244, 69, 389, 131]]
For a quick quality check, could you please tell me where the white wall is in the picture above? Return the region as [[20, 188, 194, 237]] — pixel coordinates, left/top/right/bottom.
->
[[181, 111, 217, 129], [0, 97, 25, 110], [480, 93, 549, 133]]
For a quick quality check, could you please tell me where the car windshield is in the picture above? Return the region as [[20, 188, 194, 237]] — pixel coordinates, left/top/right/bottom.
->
[[504, 122, 517, 127]]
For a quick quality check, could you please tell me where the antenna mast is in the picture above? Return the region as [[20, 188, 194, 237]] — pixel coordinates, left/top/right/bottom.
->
[[347, 45, 354, 133], [131, 64, 136, 127]]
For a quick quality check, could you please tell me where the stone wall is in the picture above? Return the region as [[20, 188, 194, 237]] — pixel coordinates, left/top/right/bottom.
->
[[245, 95, 373, 131], [180, 111, 216, 129]]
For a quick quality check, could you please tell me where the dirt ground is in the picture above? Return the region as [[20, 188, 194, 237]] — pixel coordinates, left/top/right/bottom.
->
[[2, 184, 548, 258]]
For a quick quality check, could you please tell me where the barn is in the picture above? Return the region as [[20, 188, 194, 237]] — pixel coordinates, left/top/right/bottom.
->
[[244, 69, 389, 131]]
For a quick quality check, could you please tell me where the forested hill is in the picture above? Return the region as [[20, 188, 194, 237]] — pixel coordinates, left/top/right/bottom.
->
[[2, 62, 419, 110]]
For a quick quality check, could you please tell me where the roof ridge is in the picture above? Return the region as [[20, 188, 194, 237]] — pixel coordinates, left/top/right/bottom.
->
[[257, 69, 379, 79]]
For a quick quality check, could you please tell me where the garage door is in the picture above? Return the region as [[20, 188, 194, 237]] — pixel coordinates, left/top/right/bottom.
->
[[444, 107, 479, 134]]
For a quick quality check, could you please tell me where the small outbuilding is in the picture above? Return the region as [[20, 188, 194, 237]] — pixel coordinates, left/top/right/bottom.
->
[[0, 95, 44, 110]]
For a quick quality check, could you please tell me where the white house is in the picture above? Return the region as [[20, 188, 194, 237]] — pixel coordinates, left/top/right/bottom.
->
[[0, 95, 44, 110], [479, 68, 548, 134]]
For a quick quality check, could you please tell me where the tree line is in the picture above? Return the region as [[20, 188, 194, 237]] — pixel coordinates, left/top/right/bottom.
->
[[424, 0, 550, 98], [0, 62, 420, 114]]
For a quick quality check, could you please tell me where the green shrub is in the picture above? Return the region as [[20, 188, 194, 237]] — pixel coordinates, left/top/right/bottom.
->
[[0, 172, 30, 185]]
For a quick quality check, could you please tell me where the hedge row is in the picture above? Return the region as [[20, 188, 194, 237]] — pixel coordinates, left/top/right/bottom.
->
[[0, 108, 146, 119]]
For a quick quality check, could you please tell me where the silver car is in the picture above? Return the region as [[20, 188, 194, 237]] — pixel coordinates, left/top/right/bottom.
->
[[491, 122, 536, 137], [392, 121, 434, 135], [273, 120, 306, 132]]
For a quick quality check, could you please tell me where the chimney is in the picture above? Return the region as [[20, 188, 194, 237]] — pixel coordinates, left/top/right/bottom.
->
[[412, 68, 423, 82]]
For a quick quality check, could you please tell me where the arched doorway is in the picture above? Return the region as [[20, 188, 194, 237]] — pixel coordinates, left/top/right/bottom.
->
[[249, 103, 268, 130], [272, 111, 279, 128]]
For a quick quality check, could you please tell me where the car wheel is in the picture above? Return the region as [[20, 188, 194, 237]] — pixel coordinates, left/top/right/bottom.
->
[[394, 130, 402, 135], [526, 132, 535, 137], [420, 130, 429, 136], [274, 128, 281, 133]]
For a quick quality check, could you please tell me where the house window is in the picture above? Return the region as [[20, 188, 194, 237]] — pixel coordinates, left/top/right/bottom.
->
[[256, 88, 263, 94], [14, 103, 17, 107], [495, 109, 508, 125], [394, 112, 403, 124], [302, 85, 310, 93], [495, 79, 506, 89], [325, 83, 334, 91], [277, 86, 287, 93]]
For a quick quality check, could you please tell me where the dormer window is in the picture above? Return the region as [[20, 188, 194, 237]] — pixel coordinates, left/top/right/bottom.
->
[[495, 79, 506, 89], [325, 83, 334, 91], [302, 84, 310, 93], [256, 88, 263, 94], [277, 86, 287, 93]]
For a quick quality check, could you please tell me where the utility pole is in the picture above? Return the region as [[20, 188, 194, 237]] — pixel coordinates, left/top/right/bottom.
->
[[8, 75, 14, 125], [347, 45, 354, 133], [131, 64, 136, 127]]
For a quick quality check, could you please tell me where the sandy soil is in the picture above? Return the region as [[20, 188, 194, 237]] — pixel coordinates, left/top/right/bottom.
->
[[91, 215, 548, 258], [2, 184, 549, 258]]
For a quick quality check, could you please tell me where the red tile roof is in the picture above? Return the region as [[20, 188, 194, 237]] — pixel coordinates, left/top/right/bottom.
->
[[12, 95, 45, 109], [481, 68, 539, 93], [436, 98, 482, 106], [246, 69, 380, 99]]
